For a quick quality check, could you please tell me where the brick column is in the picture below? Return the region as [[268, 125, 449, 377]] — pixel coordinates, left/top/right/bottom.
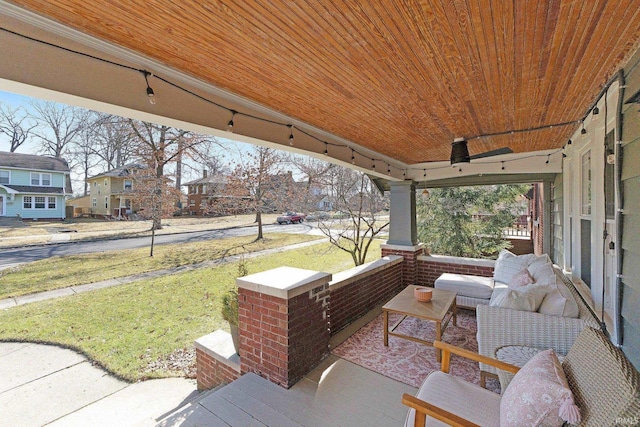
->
[[236, 266, 331, 389], [381, 243, 425, 287]]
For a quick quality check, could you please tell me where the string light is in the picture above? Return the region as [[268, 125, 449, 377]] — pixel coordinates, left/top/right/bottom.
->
[[227, 110, 236, 132], [0, 27, 590, 178], [142, 71, 156, 105], [545, 154, 550, 164]]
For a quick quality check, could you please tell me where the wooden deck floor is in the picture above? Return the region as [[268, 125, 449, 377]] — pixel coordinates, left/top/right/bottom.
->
[[157, 355, 416, 427], [158, 307, 416, 426]]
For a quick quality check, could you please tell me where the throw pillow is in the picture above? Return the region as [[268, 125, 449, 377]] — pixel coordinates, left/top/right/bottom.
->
[[501, 349, 581, 427], [490, 283, 550, 312], [510, 268, 535, 288], [494, 251, 534, 284], [538, 272, 580, 318], [527, 262, 556, 286]]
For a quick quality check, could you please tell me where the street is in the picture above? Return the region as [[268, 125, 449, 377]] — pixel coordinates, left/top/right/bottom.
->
[[0, 222, 318, 270]]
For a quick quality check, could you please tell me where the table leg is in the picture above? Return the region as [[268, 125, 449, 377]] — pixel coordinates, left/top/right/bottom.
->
[[383, 310, 389, 346], [453, 299, 457, 327], [436, 320, 442, 362]]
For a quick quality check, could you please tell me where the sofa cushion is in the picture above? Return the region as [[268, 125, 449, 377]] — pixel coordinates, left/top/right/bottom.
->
[[527, 262, 557, 286], [501, 349, 580, 427], [494, 250, 534, 284], [434, 273, 494, 299], [405, 371, 501, 427], [490, 283, 550, 312], [537, 268, 580, 318]]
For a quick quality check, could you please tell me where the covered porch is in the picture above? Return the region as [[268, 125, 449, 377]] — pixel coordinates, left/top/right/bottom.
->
[[1, 1, 640, 424]]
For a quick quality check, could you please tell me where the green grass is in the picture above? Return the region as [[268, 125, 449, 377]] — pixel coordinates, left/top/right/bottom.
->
[[0, 240, 382, 381], [0, 233, 319, 299]]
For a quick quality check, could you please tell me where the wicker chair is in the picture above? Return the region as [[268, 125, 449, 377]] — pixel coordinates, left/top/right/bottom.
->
[[476, 266, 600, 385], [403, 327, 640, 427]]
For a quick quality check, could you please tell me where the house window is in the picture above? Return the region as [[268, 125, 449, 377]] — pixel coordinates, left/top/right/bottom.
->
[[31, 173, 52, 186], [0, 170, 9, 184], [104, 196, 108, 209], [47, 197, 56, 209], [94, 182, 97, 187], [104, 179, 108, 186], [189, 199, 195, 206], [23, 196, 32, 209], [34, 196, 45, 209], [92, 198, 97, 207], [124, 179, 133, 190]]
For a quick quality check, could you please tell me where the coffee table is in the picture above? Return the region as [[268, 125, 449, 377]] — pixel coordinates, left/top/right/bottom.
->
[[382, 286, 457, 362]]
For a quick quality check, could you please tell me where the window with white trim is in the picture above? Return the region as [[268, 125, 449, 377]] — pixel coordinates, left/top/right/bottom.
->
[[0, 170, 9, 184], [47, 197, 56, 209], [124, 179, 133, 190], [104, 196, 108, 209], [92, 198, 97, 207], [104, 179, 108, 186], [35, 196, 45, 209], [23, 195, 32, 209], [30, 173, 52, 186]]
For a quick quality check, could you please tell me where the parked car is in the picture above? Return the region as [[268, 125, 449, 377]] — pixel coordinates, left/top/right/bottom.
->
[[277, 212, 306, 224], [305, 211, 330, 221]]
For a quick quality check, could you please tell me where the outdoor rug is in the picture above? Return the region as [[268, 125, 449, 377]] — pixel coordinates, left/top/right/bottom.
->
[[332, 309, 500, 393]]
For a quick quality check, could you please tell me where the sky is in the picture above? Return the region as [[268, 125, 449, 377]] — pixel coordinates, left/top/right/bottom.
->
[[0, 89, 302, 194]]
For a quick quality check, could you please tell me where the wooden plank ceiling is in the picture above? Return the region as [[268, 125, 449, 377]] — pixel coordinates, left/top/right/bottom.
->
[[8, 0, 640, 164]]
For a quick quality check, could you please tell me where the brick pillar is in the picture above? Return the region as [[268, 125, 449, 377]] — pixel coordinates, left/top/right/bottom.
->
[[381, 243, 425, 287], [236, 266, 331, 389]]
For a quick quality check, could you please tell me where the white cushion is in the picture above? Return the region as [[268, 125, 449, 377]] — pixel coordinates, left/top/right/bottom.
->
[[434, 273, 494, 299], [490, 283, 551, 312], [527, 262, 556, 286], [405, 371, 501, 427], [538, 270, 580, 318], [493, 250, 534, 284], [489, 281, 509, 305]]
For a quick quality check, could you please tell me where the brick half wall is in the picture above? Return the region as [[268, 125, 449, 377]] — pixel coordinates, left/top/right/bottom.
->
[[329, 256, 404, 335]]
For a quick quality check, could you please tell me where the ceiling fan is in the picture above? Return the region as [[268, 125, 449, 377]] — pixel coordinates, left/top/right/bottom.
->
[[450, 137, 513, 167]]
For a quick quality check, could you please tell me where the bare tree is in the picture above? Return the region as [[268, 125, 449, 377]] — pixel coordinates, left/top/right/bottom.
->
[[317, 168, 389, 266], [230, 146, 289, 240], [30, 100, 89, 158], [128, 120, 205, 230], [92, 114, 137, 169], [0, 103, 36, 152], [67, 123, 101, 196]]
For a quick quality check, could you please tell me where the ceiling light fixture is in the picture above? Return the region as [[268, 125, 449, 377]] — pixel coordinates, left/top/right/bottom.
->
[[581, 122, 587, 134], [324, 142, 328, 156], [288, 125, 294, 146], [593, 106, 599, 115], [351, 149, 356, 165], [450, 137, 470, 167]]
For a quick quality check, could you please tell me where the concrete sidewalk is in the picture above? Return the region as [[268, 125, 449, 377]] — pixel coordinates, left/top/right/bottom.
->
[[0, 342, 199, 427], [0, 238, 327, 310]]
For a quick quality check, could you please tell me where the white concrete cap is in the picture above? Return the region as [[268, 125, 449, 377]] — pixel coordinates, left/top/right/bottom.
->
[[236, 266, 332, 299]]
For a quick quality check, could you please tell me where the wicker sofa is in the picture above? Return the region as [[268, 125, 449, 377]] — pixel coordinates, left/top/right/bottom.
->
[[403, 327, 640, 426], [476, 264, 600, 385]]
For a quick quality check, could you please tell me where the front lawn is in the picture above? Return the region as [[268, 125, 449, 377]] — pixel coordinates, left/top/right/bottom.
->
[[0, 240, 382, 381], [0, 233, 320, 299]]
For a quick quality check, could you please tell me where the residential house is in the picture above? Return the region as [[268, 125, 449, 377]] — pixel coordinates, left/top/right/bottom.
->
[[87, 163, 143, 218], [183, 171, 232, 215], [65, 194, 91, 217], [0, 151, 71, 220]]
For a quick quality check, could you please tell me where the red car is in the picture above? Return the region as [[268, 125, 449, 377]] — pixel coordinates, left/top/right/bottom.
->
[[277, 212, 305, 224]]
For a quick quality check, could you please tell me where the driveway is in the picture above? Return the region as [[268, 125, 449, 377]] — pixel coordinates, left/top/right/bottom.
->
[[0, 342, 199, 426]]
